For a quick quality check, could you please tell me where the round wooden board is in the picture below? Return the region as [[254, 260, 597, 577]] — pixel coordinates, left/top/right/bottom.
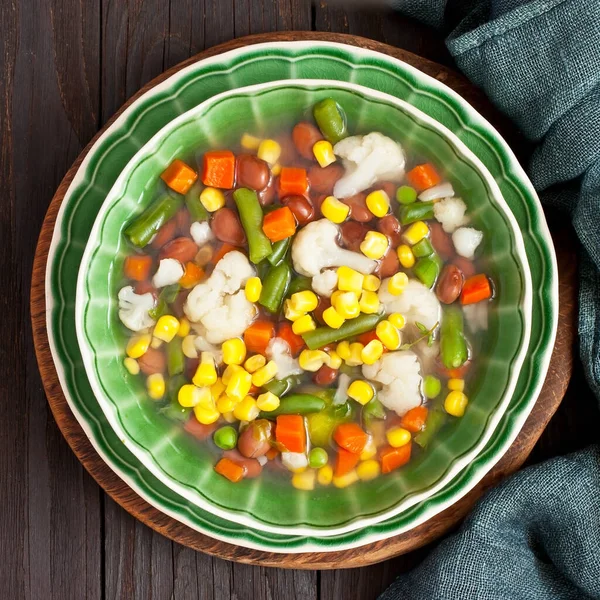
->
[[31, 32, 576, 569]]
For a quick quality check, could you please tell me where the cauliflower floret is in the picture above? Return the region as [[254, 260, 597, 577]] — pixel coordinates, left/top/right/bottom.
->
[[418, 182, 455, 202], [152, 258, 184, 288], [184, 251, 257, 344], [334, 373, 351, 405], [311, 269, 338, 298], [378, 278, 441, 330], [362, 351, 423, 416], [190, 221, 214, 245], [433, 197, 468, 233], [333, 132, 405, 198], [463, 302, 489, 332], [267, 338, 302, 380], [452, 227, 483, 259], [281, 452, 308, 472], [118, 286, 155, 332], [292, 219, 377, 277]]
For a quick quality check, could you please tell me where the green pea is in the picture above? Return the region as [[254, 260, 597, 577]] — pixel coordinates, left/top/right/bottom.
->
[[396, 185, 417, 205], [423, 375, 441, 399], [308, 447, 329, 469], [213, 426, 238, 450]]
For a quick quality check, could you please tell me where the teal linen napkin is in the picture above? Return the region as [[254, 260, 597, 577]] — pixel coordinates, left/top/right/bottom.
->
[[380, 0, 600, 597]]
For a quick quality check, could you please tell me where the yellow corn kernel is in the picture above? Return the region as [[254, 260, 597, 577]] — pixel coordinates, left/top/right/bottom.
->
[[222, 338, 247, 366], [222, 411, 236, 423], [359, 290, 380, 314], [252, 360, 278, 387], [337, 266, 364, 293], [299, 349, 328, 372], [257, 139, 281, 165], [313, 140, 336, 168], [361, 339, 384, 365], [225, 369, 253, 401], [150, 337, 163, 349], [363, 274, 381, 292], [365, 190, 390, 218], [386, 427, 411, 448], [376, 320, 401, 350], [317, 464, 334, 486], [326, 350, 343, 370], [348, 380, 374, 405], [290, 290, 319, 312], [181, 335, 198, 359], [193, 404, 220, 425], [388, 272, 409, 295], [241, 133, 261, 150], [403, 220, 430, 245], [244, 277, 262, 303], [244, 354, 266, 374], [292, 314, 316, 335], [322, 306, 346, 329], [445, 391, 468, 417], [397, 244, 416, 269], [123, 357, 140, 375], [211, 378, 226, 401], [448, 378, 465, 392], [222, 364, 244, 385], [284, 299, 306, 322], [388, 313, 406, 330], [333, 470, 359, 488], [360, 438, 377, 461], [292, 469, 316, 491], [257, 391, 280, 412], [177, 317, 191, 338], [153, 315, 180, 343], [216, 394, 236, 414], [336, 341, 351, 361], [321, 195, 350, 224], [357, 459, 381, 481], [360, 231, 389, 260], [271, 163, 282, 176], [126, 334, 151, 359], [193, 352, 218, 387], [178, 384, 200, 407], [233, 396, 260, 421], [332, 291, 360, 319], [146, 373, 165, 400], [346, 342, 365, 367], [200, 187, 226, 212]]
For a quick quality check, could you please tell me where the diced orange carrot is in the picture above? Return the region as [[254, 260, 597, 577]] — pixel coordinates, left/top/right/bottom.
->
[[243, 320, 275, 355], [215, 457, 245, 482], [357, 330, 380, 346], [202, 150, 236, 189], [335, 448, 360, 477], [160, 159, 198, 194], [400, 406, 429, 433], [380, 444, 412, 474], [405, 163, 441, 192], [212, 242, 236, 264], [333, 423, 369, 455], [446, 361, 472, 379], [279, 167, 309, 197], [179, 262, 205, 288], [266, 447, 279, 460], [276, 322, 305, 356], [461, 274, 492, 305], [276, 415, 306, 453], [123, 255, 152, 281], [262, 206, 297, 242]]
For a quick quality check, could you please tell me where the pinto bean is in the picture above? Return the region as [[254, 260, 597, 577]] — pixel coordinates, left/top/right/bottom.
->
[[378, 181, 398, 199], [308, 164, 344, 194], [339, 221, 369, 252], [224, 449, 263, 478], [282, 195, 315, 225], [237, 420, 273, 458], [259, 177, 277, 206], [138, 348, 166, 375], [236, 154, 271, 191], [159, 237, 198, 263], [176, 208, 191, 236], [313, 297, 331, 326], [314, 365, 339, 385], [342, 193, 374, 223], [210, 207, 246, 245], [453, 256, 476, 278], [134, 281, 157, 296], [376, 248, 400, 278], [429, 221, 454, 260], [151, 219, 177, 249], [184, 416, 218, 440], [292, 122, 323, 160], [436, 264, 464, 304], [377, 214, 402, 247]]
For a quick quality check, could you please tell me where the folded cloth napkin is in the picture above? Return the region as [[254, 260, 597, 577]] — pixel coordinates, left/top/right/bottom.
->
[[379, 0, 600, 597]]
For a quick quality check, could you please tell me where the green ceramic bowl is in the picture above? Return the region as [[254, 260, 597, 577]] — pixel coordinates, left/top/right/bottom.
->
[[76, 79, 532, 536]]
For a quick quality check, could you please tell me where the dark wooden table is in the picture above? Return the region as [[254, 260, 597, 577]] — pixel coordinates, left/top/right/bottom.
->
[[2, 1, 597, 598]]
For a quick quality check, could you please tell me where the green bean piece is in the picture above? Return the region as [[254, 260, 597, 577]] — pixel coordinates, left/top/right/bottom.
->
[[440, 306, 469, 369], [313, 98, 348, 144], [423, 375, 442, 399], [363, 398, 386, 426], [259, 261, 292, 314], [412, 238, 434, 258], [263, 374, 303, 396], [233, 188, 273, 263], [148, 284, 180, 320], [125, 195, 183, 247], [302, 313, 384, 350], [267, 237, 292, 266], [414, 409, 446, 448], [286, 275, 312, 297], [159, 375, 191, 423], [398, 201, 435, 225], [396, 185, 418, 205], [166, 338, 185, 377], [414, 255, 441, 288], [258, 394, 326, 418], [185, 186, 209, 221]]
